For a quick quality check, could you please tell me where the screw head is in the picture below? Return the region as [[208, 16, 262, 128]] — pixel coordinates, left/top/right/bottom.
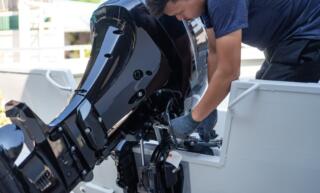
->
[[133, 70, 143, 80], [81, 170, 87, 176], [85, 127, 91, 134]]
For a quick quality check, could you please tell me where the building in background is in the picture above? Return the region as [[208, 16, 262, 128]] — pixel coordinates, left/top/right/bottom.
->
[[0, 0, 100, 68], [0, 0, 19, 63]]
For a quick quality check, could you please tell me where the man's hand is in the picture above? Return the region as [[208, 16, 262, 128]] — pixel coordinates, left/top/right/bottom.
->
[[171, 113, 200, 139], [196, 109, 218, 142], [171, 110, 218, 139]]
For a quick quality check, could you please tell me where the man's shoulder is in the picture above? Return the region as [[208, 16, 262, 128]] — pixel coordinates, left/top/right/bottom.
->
[[202, 0, 249, 38], [206, 0, 248, 12]]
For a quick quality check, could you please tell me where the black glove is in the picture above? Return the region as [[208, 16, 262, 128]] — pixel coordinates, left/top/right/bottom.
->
[[171, 113, 200, 139]]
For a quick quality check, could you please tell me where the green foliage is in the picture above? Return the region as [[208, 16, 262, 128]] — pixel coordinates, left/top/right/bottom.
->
[[0, 106, 10, 126], [84, 49, 91, 58], [0, 93, 10, 126]]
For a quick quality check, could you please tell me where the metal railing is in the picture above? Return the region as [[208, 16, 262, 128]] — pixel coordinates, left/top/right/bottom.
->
[[0, 45, 91, 65]]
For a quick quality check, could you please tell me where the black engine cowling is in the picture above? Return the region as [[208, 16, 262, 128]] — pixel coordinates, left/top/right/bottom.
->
[[0, 124, 25, 193]]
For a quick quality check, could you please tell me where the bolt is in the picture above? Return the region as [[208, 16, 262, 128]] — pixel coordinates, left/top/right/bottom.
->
[[85, 127, 91, 134], [71, 146, 76, 152], [137, 90, 145, 98], [63, 160, 69, 165], [58, 127, 63, 132], [133, 70, 143, 80], [81, 170, 87, 176], [44, 170, 51, 177], [98, 117, 103, 123]]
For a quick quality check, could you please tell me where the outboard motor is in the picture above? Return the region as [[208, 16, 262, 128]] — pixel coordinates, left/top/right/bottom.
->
[[0, 125, 25, 193], [0, 0, 209, 193]]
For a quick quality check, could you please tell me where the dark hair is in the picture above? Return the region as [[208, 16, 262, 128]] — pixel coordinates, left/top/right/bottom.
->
[[146, 0, 176, 17]]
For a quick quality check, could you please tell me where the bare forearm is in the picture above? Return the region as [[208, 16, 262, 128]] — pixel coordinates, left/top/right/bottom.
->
[[193, 29, 242, 122], [207, 52, 217, 82], [192, 69, 238, 121]]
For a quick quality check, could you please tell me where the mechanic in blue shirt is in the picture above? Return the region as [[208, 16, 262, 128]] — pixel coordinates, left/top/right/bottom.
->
[[146, 0, 320, 138]]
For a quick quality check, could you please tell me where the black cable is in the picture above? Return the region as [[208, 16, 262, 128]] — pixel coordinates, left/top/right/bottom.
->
[[165, 99, 178, 147]]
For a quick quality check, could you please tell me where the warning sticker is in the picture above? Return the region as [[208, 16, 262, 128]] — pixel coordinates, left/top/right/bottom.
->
[[166, 151, 182, 169]]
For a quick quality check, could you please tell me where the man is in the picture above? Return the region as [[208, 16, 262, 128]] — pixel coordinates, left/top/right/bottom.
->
[[146, 0, 320, 138]]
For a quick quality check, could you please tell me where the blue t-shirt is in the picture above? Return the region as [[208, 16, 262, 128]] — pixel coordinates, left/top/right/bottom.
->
[[201, 0, 320, 50]]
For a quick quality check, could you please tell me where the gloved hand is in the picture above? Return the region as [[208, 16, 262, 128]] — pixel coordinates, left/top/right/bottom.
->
[[171, 110, 218, 140], [196, 109, 218, 142], [171, 113, 200, 139]]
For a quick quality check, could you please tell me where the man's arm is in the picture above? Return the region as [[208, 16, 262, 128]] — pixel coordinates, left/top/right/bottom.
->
[[206, 29, 217, 82], [192, 29, 242, 122]]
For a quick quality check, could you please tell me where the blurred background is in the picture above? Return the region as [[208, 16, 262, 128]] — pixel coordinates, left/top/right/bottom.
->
[[0, 0, 102, 72]]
